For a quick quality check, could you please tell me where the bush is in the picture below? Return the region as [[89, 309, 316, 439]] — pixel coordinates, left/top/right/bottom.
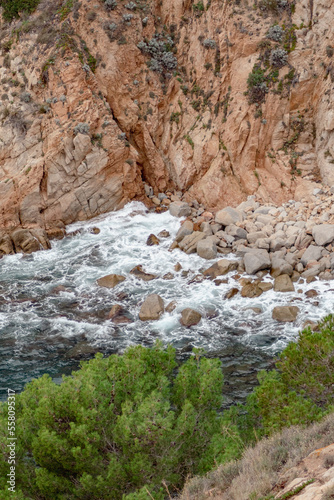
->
[[244, 315, 334, 437], [270, 47, 288, 68], [1, 0, 41, 21], [247, 64, 268, 104], [104, 0, 117, 10], [203, 39, 216, 49], [73, 122, 90, 135], [266, 24, 284, 42], [137, 34, 177, 74], [0, 344, 242, 499]]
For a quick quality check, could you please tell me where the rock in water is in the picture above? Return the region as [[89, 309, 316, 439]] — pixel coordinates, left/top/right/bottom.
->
[[146, 234, 160, 246], [272, 306, 299, 322], [139, 294, 164, 321], [97, 274, 126, 288], [240, 283, 263, 298], [274, 274, 295, 292], [180, 308, 202, 326], [11, 229, 41, 254], [130, 265, 157, 281]]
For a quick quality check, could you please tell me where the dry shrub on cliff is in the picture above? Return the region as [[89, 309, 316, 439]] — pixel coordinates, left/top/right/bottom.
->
[[180, 412, 334, 500]]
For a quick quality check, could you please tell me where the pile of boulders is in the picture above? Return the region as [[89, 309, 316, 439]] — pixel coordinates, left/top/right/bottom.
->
[[162, 186, 334, 282]]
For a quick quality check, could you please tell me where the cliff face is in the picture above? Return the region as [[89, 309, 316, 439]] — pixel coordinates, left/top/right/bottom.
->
[[0, 0, 333, 238]]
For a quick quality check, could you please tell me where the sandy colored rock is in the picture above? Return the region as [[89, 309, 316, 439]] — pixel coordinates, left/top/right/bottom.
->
[[169, 202, 191, 218], [146, 234, 160, 246], [180, 308, 202, 327], [241, 283, 263, 298], [215, 207, 243, 226], [139, 294, 164, 321], [97, 274, 126, 288], [274, 274, 295, 292], [197, 239, 217, 260], [130, 265, 157, 281], [243, 250, 271, 275], [178, 232, 206, 254], [203, 259, 239, 279], [272, 306, 299, 322], [225, 288, 239, 299], [175, 220, 194, 242]]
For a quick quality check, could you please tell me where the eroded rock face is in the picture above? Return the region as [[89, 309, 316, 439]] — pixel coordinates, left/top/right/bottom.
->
[[0, 0, 333, 236]]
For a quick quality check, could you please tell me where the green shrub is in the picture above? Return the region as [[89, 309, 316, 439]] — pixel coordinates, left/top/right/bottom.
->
[[0, 0, 41, 21], [244, 315, 334, 437], [0, 344, 242, 499]]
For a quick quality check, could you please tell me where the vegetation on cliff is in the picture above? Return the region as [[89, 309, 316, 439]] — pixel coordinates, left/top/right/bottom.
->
[[0, 0, 41, 21]]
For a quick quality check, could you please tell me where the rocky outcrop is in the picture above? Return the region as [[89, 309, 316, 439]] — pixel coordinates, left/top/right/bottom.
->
[[0, 0, 334, 239]]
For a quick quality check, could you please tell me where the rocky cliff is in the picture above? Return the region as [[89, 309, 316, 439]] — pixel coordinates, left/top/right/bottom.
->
[[0, 0, 333, 251]]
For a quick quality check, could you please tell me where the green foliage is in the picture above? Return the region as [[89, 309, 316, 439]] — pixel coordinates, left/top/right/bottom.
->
[[0, 0, 41, 21], [0, 344, 242, 499], [246, 64, 268, 104], [244, 315, 334, 437]]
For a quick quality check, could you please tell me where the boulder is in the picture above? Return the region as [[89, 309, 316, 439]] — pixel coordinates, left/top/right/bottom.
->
[[30, 228, 51, 250], [272, 306, 299, 322], [158, 230, 170, 238], [139, 294, 164, 321], [301, 245, 323, 266], [108, 304, 133, 324], [243, 250, 271, 275], [200, 221, 213, 236], [241, 283, 263, 298], [215, 206, 243, 226], [312, 224, 334, 246], [179, 231, 206, 254], [97, 274, 126, 288], [247, 231, 267, 244], [0, 232, 14, 255], [11, 229, 41, 254], [130, 265, 157, 281], [175, 220, 194, 242], [146, 234, 160, 246], [197, 239, 217, 259], [225, 288, 239, 299], [271, 258, 293, 277], [203, 259, 238, 279], [166, 301, 177, 313], [225, 225, 247, 240], [258, 281, 273, 292], [274, 274, 295, 292], [180, 308, 202, 327], [169, 201, 192, 217]]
